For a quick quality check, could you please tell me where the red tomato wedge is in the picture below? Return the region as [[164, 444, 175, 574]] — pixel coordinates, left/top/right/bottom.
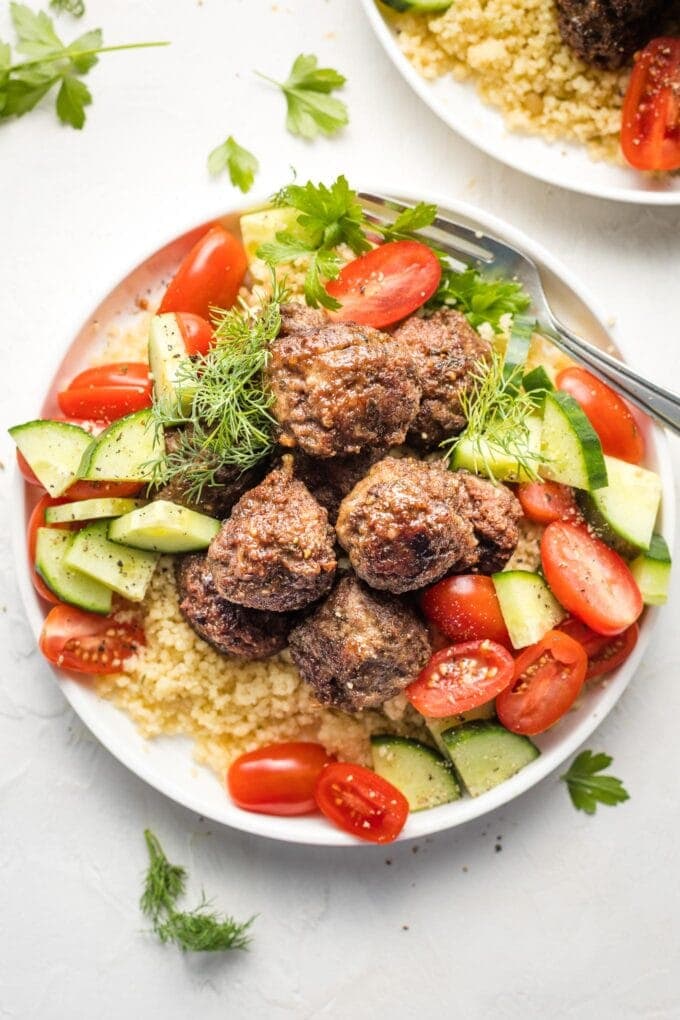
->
[[496, 630, 587, 735], [64, 480, 144, 500], [621, 38, 680, 172], [326, 240, 442, 329], [159, 224, 247, 319], [559, 618, 639, 680], [66, 363, 151, 389], [39, 604, 144, 674], [405, 639, 515, 717], [541, 521, 643, 636], [314, 762, 409, 844], [420, 575, 511, 647], [227, 742, 334, 816], [27, 495, 71, 603], [58, 384, 151, 421], [556, 367, 644, 464], [176, 312, 214, 356], [517, 480, 579, 525]]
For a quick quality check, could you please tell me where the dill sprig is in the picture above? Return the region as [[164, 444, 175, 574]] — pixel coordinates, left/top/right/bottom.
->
[[140, 829, 253, 953], [442, 348, 545, 482]]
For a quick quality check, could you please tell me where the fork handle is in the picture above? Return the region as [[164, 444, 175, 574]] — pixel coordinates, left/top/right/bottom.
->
[[542, 316, 680, 436]]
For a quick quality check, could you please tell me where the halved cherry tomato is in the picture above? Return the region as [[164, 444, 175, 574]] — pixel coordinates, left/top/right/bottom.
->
[[405, 639, 515, 718], [159, 224, 247, 319], [420, 575, 511, 647], [64, 480, 144, 500], [27, 495, 72, 602], [314, 762, 409, 844], [517, 480, 579, 525], [176, 313, 214, 356], [559, 618, 639, 680], [556, 367, 644, 464], [541, 521, 643, 636], [39, 604, 144, 674], [326, 240, 442, 329], [227, 742, 334, 816], [17, 417, 106, 486], [496, 630, 587, 735], [65, 363, 151, 390], [621, 38, 680, 172], [57, 384, 151, 420]]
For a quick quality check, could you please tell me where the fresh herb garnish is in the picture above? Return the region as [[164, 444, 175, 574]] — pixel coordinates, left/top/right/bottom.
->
[[0, 3, 168, 129], [430, 265, 531, 334], [208, 135, 259, 194], [141, 830, 253, 953], [561, 751, 630, 815], [377, 201, 440, 243], [256, 53, 348, 139], [50, 0, 84, 16]]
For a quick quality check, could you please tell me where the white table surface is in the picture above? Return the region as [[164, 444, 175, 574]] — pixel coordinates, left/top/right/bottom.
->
[[1, 2, 679, 1017]]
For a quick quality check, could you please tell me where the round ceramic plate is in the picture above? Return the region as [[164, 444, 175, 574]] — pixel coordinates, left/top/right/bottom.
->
[[12, 189, 675, 845], [360, 0, 680, 205]]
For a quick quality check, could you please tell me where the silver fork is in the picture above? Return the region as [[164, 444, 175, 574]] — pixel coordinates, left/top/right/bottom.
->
[[360, 192, 680, 435]]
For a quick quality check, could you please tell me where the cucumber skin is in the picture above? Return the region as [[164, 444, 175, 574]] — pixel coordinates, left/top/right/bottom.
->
[[631, 536, 671, 605], [441, 721, 539, 797], [380, 0, 452, 10], [540, 391, 608, 491], [370, 734, 460, 810], [108, 501, 221, 553], [45, 498, 145, 524], [577, 457, 662, 558], [35, 529, 112, 615]]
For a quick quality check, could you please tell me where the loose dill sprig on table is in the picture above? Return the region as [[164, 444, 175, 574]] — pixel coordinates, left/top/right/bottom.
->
[[140, 829, 253, 953]]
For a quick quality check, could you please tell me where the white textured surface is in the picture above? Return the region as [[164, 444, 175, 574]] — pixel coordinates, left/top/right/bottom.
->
[[1, 1, 679, 1017]]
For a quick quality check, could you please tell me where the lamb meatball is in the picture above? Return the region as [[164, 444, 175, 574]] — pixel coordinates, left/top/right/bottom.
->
[[267, 315, 421, 457], [175, 554, 292, 659], [454, 470, 522, 574], [207, 458, 337, 612], [556, 0, 665, 69], [288, 574, 431, 712], [292, 447, 386, 524], [336, 457, 477, 594], [279, 301, 327, 334], [392, 309, 491, 449]]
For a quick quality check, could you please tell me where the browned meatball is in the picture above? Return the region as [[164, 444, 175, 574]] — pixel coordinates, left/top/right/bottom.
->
[[288, 573, 431, 712], [556, 0, 666, 69], [175, 554, 293, 659], [392, 309, 490, 449], [454, 470, 522, 574], [279, 302, 327, 334], [336, 457, 477, 594], [291, 448, 386, 524], [207, 458, 337, 612], [267, 315, 421, 457]]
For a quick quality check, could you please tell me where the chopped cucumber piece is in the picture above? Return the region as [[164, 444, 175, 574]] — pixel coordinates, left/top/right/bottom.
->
[[9, 419, 92, 497], [35, 529, 112, 614], [239, 207, 303, 263], [380, 0, 452, 10], [370, 735, 460, 810], [45, 498, 145, 524], [502, 315, 533, 393], [451, 415, 542, 482], [522, 365, 555, 402], [78, 410, 162, 483], [109, 500, 221, 553], [65, 520, 158, 602], [578, 455, 661, 557], [441, 720, 539, 797], [148, 314, 196, 415], [540, 391, 607, 490], [631, 534, 671, 606], [425, 703, 497, 755], [493, 570, 566, 649]]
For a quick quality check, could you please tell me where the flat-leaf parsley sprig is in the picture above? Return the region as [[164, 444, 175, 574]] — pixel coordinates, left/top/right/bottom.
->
[[0, 3, 169, 129], [430, 265, 532, 334], [256, 53, 348, 139], [141, 830, 253, 953], [561, 751, 630, 815], [208, 135, 259, 194]]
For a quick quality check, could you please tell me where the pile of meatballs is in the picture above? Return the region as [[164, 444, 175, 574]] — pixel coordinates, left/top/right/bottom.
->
[[166, 303, 522, 715]]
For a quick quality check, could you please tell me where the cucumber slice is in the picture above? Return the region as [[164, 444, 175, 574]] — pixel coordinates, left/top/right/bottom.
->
[[9, 419, 92, 497], [108, 500, 221, 553], [65, 520, 159, 602], [425, 703, 497, 755], [380, 0, 452, 11], [631, 534, 672, 606], [441, 720, 539, 797], [240, 207, 303, 263], [148, 314, 196, 416], [35, 529, 112, 614], [522, 365, 555, 402], [578, 455, 661, 557], [451, 415, 542, 482], [45, 498, 145, 524], [539, 391, 607, 491], [493, 570, 566, 649], [502, 315, 534, 394], [78, 410, 162, 483], [370, 735, 460, 810]]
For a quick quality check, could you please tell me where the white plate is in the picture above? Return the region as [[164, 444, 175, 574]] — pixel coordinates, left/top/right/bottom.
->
[[360, 0, 680, 205], [11, 189, 675, 845]]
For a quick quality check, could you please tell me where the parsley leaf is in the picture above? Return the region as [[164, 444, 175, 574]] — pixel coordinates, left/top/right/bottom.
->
[[207, 135, 259, 193], [55, 72, 90, 127], [378, 201, 438, 242], [50, 0, 85, 15], [561, 750, 630, 815], [257, 53, 348, 139], [430, 265, 531, 333]]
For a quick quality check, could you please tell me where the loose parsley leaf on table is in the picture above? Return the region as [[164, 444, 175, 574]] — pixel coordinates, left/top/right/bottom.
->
[[561, 750, 630, 815], [49, 0, 85, 16], [208, 135, 259, 193], [256, 53, 348, 139]]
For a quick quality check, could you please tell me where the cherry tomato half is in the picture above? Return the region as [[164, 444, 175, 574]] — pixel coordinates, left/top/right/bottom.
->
[[39, 604, 144, 674], [27, 495, 71, 603], [420, 575, 511, 647], [406, 639, 515, 718], [621, 38, 680, 172], [314, 762, 409, 844], [496, 630, 587, 735], [159, 224, 247, 320], [57, 384, 152, 421], [556, 367, 644, 464], [227, 742, 334, 816], [65, 363, 151, 390], [64, 480, 145, 500], [176, 312, 214, 356], [326, 240, 442, 329], [559, 618, 639, 680], [541, 521, 643, 637], [517, 480, 579, 525]]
